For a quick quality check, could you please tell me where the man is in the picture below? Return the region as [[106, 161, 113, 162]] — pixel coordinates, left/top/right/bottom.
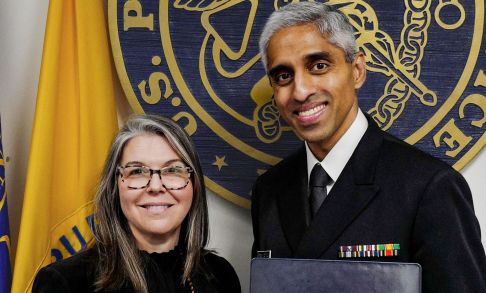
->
[[251, 2, 486, 292]]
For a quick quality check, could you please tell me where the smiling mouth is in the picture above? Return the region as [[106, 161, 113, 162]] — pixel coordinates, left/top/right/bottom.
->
[[141, 204, 173, 212], [294, 102, 328, 123], [297, 104, 325, 117]]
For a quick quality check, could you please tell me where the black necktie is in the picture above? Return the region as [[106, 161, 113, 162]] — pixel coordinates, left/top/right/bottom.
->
[[309, 163, 331, 218]]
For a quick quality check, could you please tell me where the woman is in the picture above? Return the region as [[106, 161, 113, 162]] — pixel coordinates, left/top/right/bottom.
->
[[33, 114, 241, 292]]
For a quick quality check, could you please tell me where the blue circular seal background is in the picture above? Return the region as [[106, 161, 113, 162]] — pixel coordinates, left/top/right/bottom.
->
[[109, 0, 486, 207]]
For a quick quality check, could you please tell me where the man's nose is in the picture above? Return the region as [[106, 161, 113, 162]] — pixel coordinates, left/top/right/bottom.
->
[[292, 72, 315, 102]]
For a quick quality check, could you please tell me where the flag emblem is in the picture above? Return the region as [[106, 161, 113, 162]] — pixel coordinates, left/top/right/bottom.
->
[[0, 120, 12, 293]]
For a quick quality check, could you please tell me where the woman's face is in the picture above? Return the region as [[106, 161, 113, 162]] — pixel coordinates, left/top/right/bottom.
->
[[118, 134, 193, 251]]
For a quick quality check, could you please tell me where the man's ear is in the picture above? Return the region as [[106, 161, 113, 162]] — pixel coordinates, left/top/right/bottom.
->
[[353, 51, 366, 90]]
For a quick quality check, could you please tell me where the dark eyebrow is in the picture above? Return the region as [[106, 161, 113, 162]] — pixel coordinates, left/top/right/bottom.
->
[[305, 52, 331, 63], [267, 64, 290, 79], [267, 52, 332, 77]]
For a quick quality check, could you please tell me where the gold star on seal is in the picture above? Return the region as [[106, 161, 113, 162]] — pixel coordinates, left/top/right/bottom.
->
[[212, 155, 228, 171]]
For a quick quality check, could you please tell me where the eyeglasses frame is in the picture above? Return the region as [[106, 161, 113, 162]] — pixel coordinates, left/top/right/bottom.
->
[[117, 165, 193, 190]]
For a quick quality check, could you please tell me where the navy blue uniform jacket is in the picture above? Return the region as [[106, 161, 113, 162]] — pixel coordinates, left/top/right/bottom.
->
[[252, 119, 486, 292]]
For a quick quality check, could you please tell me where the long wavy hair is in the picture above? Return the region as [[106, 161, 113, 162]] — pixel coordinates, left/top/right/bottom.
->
[[93, 114, 209, 292]]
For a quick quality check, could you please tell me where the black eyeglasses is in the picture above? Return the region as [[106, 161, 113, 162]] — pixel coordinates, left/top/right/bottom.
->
[[117, 165, 193, 190]]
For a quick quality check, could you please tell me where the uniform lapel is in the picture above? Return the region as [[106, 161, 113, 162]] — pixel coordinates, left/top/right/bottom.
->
[[276, 147, 310, 253], [295, 121, 383, 258]]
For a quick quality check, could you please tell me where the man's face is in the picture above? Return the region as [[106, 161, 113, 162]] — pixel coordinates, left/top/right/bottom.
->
[[266, 24, 366, 159]]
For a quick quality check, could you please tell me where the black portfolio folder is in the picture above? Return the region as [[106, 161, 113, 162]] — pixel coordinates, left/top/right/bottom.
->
[[250, 258, 421, 293]]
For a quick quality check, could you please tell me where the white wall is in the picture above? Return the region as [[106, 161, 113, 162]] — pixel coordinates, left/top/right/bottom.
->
[[0, 1, 484, 293], [0, 0, 49, 261]]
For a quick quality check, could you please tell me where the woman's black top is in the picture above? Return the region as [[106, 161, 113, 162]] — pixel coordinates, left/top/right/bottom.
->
[[32, 246, 241, 293]]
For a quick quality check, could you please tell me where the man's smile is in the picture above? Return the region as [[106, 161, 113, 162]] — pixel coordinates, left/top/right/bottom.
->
[[295, 102, 328, 124]]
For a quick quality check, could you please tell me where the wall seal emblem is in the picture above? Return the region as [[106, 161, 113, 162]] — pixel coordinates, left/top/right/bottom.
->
[[109, 0, 486, 208]]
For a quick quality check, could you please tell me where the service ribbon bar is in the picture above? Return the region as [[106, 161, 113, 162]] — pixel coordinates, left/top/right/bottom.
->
[[338, 243, 400, 258]]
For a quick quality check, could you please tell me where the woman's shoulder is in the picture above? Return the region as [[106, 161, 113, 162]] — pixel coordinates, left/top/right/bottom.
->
[[32, 248, 98, 293], [200, 251, 241, 293], [202, 251, 234, 270]]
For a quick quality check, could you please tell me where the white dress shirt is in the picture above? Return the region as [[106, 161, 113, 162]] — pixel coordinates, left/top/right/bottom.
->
[[305, 109, 368, 193]]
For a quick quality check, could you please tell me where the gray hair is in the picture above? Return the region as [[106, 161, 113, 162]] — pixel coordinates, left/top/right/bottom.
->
[[259, 1, 358, 72], [94, 114, 209, 292]]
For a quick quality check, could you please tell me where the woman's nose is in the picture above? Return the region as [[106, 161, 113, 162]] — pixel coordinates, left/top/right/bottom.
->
[[146, 173, 166, 193]]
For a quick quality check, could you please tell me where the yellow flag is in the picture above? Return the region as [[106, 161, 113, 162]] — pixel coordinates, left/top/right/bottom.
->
[[12, 0, 118, 291]]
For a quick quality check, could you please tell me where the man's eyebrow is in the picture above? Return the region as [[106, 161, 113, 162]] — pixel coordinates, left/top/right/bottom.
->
[[268, 65, 290, 78], [267, 52, 332, 77], [305, 52, 331, 62]]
